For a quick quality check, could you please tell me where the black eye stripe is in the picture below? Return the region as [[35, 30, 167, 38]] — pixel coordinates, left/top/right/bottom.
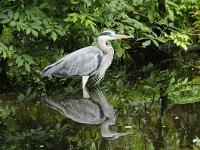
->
[[100, 32, 113, 36], [109, 34, 115, 37]]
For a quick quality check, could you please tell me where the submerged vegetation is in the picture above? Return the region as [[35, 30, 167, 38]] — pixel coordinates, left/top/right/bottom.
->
[[0, 0, 200, 149]]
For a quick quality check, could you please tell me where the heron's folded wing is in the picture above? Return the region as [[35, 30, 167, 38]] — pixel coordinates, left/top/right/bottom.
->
[[51, 46, 103, 77]]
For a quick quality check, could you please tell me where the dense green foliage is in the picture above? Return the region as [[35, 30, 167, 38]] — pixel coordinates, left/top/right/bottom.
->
[[0, 0, 199, 91], [0, 1, 200, 149]]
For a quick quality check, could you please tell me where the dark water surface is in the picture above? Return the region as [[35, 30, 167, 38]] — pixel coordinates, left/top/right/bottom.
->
[[0, 91, 200, 150]]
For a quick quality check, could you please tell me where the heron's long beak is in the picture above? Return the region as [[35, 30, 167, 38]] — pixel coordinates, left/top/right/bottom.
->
[[115, 34, 133, 39]]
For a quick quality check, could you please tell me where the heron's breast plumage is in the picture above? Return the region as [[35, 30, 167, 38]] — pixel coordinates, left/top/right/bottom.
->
[[95, 45, 114, 82]]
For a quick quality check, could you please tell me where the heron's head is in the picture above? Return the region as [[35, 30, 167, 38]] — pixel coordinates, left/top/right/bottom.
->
[[98, 31, 132, 42]]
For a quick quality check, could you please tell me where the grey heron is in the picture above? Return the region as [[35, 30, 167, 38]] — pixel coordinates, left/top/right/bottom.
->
[[40, 31, 131, 98], [42, 90, 132, 139]]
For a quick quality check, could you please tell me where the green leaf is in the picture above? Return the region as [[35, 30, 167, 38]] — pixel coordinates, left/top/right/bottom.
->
[[85, 20, 90, 27], [55, 29, 64, 36], [116, 47, 125, 57], [32, 29, 38, 37], [16, 25, 21, 31], [171, 91, 180, 96], [123, 43, 131, 49], [3, 51, 7, 58], [73, 16, 78, 23], [166, 1, 179, 8], [25, 62, 30, 72], [90, 23, 95, 31], [143, 85, 152, 89], [26, 28, 32, 34], [195, 138, 200, 147], [46, 28, 53, 33], [26, 87, 32, 96], [10, 20, 16, 26], [79, 16, 85, 24], [24, 55, 35, 64], [7, 51, 11, 58], [14, 11, 19, 20], [157, 37, 166, 43], [142, 40, 151, 47], [180, 43, 188, 51], [0, 19, 11, 24], [170, 77, 175, 85], [152, 39, 159, 47], [67, 13, 78, 23], [148, 11, 154, 23], [0, 14, 9, 19], [0, 42, 8, 50], [16, 56, 21, 64], [19, 14, 25, 22], [168, 9, 174, 21], [8, 10, 14, 19], [182, 77, 188, 84], [9, 45, 13, 51], [51, 31, 57, 41], [192, 78, 200, 84], [16, 56, 24, 67]]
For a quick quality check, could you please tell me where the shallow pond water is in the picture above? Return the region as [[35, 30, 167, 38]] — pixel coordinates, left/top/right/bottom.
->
[[0, 89, 200, 150]]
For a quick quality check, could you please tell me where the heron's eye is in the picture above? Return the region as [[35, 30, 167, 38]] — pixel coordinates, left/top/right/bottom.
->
[[109, 33, 116, 37], [99, 31, 115, 37], [100, 32, 112, 36]]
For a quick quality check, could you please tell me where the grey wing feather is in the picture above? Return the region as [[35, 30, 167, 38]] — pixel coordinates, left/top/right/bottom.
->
[[40, 46, 103, 77]]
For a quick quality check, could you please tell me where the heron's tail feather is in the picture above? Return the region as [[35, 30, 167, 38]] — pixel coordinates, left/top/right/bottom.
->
[[41, 97, 56, 107], [40, 59, 65, 77], [41, 97, 64, 112], [40, 65, 55, 77]]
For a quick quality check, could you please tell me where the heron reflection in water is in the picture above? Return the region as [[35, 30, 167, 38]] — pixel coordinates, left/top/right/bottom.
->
[[42, 90, 131, 139], [40, 31, 132, 98]]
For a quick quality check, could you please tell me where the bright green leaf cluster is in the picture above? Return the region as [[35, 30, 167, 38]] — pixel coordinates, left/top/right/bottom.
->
[[15, 54, 35, 72], [166, 32, 191, 51], [0, 8, 66, 41], [167, 77, 200, 104], [64, 13, 96, 32], [0, 42, 14, 59]]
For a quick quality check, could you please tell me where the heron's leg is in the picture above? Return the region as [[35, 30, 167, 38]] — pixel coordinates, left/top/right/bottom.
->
[[82, 76, 90, 98]]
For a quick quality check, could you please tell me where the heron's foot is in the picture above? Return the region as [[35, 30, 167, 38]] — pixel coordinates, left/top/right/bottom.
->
[[83, 90, 90, 99], [82, 76, 90, 98]]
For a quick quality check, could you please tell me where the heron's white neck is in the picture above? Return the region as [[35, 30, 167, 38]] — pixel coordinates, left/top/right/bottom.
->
[[97, 39, 111, 54]]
